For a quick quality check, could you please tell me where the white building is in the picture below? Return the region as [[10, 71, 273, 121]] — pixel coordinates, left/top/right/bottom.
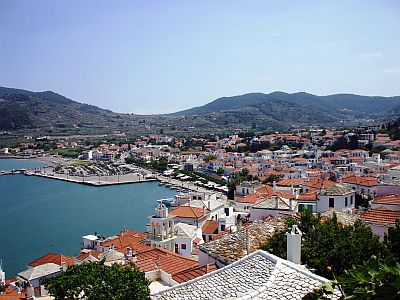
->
[[317, 184, 355, 212], [147, 203, 176, 252]]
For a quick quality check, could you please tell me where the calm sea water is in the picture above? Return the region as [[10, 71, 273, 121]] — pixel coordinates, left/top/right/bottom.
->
[[0, 159, 175, 277]]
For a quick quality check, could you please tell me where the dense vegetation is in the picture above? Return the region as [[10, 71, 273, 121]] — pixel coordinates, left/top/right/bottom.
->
[[173, 92, 400, 130], [1, 87, 399, 137], [262, 212, 400, 299], [261, 211, 387, 279], [45, 261, 150, 300]]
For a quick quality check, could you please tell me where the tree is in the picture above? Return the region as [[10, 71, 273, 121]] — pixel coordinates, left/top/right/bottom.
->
[[46, 261, 150, 300], [216, 167, 225, 175], [305, 257, 400, 299], [385, 220, 400, 259], [260, 211, 386, 279]]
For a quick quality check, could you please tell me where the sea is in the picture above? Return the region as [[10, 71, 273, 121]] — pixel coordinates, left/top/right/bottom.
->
[[0, 159, 176, 277]]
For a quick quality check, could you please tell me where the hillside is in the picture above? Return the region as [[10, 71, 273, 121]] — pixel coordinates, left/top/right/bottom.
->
[[1, 87, 399, 137], [0, 87, 125, 132], [174, 92, 400, 129]]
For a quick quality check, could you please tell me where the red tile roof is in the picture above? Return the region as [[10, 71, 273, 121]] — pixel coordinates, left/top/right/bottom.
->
[[101, 230, 146, 249], [372, 194, 400, 205], [76, 250, 102, 261], [342, 175, 378, 187], [135, 248, 198, 275], [172, 263, 218, 283], [298, 189, 318, 201], [360, 206, 400, 225], [28, 253, 75, 268], [303, 178, 336, 190], [276, 178, 304, 186], [201, 220, 219, 235], [169, 206, 208, 219]]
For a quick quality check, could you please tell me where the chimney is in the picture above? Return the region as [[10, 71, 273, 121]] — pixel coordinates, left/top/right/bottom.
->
[[26, 285, 35, 300], [61, 262, 67, 272], [274, 196, 279, 209], [244, 227, 250, 254], [289, 198, 293, 211], [286, 225, 302, 264], [295, 189, 299, 199]]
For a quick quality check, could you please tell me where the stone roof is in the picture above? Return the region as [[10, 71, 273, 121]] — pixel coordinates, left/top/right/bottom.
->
[[18, 263, 61, 281], [199, 218, 285, 265], [152, 250, 340, 300], [322, 183, 353, 196], [251, 196, 293, 211], [320, 209, 359, 226], [175, 222, 197, 238]]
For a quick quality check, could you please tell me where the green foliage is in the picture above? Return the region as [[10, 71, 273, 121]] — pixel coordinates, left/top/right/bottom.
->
[[51, 147, 82, 158], [305, 257, 400, 299], [216, 167, 225, 175], [384, 220, 400, 259], [261, 211, 386, 279], [45, 261, 150, 300], [125, 156, 168, 172], [204, 154, 217, 162]]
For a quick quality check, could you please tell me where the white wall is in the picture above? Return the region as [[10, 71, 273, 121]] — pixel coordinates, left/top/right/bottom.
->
[[317, 193, 355, 213]]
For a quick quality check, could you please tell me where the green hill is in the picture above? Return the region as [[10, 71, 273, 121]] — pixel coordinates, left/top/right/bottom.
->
[[173, 92, 400, 128]]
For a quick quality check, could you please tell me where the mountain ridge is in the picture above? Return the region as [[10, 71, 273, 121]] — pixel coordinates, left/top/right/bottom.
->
[[1, 86, 399, 135]]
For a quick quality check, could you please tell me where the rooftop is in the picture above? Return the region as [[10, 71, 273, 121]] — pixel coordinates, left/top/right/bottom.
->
[[371, 194, 400, 206], [152, 250, 340, 299], [28, 252, 75, 268], [322, 183, 353, 196], [135, 248, 198, 275], [18, 263, 61, 281], [360, 206, 400, 225], [169, 206, 209, 219], [172, 263, 218, 284], [199, 218, 285, 265]]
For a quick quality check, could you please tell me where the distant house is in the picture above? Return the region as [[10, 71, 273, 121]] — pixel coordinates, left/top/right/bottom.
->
[[316, 183, 355, 213], [360, 206, 400, 240]]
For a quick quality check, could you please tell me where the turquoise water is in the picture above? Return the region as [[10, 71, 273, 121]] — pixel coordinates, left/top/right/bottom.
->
[[0, 160, 175, 277]]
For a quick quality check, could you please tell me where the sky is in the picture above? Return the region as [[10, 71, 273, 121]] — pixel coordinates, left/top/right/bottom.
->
[[1, 1, 400, 114]]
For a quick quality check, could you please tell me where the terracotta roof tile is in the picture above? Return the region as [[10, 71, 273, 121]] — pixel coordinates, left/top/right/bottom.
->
[[28, 253, 75, 268], [172, 263, 218, 284], [201, 220, 219, 235], [372, 194, 400, 205], [135, 248, 198, 275], [169, 206, 208, 219], [360, 206, 400, 225]]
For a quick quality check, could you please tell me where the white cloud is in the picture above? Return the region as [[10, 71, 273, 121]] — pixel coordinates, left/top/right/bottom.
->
[[359, 52, 383, 59], [384, 68, 400, 75]]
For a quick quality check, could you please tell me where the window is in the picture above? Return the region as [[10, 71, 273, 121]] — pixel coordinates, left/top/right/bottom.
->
[[181, 244, 187, 250], [221, 224, 225, 231], [350, 195, 353, 205], [329, 198, 334, 208], [175, 244, 178, 253], [224, 207, 230, 216], [345, 197, 348, 206]]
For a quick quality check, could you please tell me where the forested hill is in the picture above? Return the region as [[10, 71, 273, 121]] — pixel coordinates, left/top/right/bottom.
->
[[173, 92, 400, 128], [0, 87, 118, 131]]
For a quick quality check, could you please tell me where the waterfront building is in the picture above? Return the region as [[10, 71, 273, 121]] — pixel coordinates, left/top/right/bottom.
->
[[147, 203, 176, 252]]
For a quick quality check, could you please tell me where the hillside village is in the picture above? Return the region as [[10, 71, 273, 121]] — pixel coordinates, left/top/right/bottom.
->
[[1, 125, 400, 299]]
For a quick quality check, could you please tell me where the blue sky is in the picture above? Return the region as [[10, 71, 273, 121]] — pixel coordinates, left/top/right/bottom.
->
[[1, 1, 399, 114]]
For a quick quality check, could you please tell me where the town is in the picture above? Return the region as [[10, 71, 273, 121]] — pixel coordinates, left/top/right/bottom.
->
[[1, 122, 400, 299]]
